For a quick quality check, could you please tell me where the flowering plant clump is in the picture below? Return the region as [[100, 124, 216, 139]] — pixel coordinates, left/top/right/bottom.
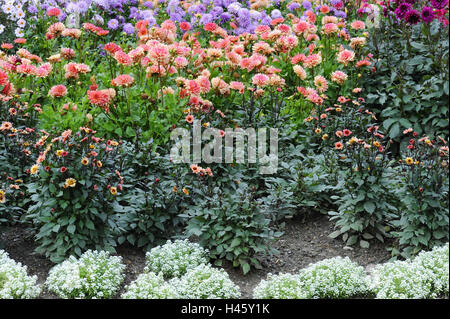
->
[[115, 141, 191, 249], [26, 127, 125, 262], [368, 245, 448, 299], [0, 249, 41, 299], [327, 123, 399, 248], [412, 243, 449, 296], [1, 0, 376, 145], [121, 272, 179, 299], [144, 239, 209, 278], [184, 182, 279, 274], [364, 0, 449, 141], [169, 264, 241, 299], [252, 273, 305, 299], [45, 249, 125, 299], [297, 256, 369, 298], [391, 132, 449, 257]]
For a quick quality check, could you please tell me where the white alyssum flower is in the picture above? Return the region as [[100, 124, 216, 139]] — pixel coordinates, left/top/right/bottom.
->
[[253, 273, 306, 299], [369, 260, 433, 299], [298, 256, 369, 298], [169, 264, 241, 299], [412, 243, 449, 296], [45, 250, 125, 299], [369, 243, 449, 299], [0, 250, 41, 299], [145, 239, 209, 278], [122, 272, 179, 299]]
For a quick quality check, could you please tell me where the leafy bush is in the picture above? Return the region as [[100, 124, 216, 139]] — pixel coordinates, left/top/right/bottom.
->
[[365, 4, 449, 143], [121, 272, 179, 299], [183, 182, 280, 274], [45, 250, 125, 299], [253, 273, 305, 299], [328, 125, 399, 248], [298, 256, 369, 298], [0, 250, 41, 299], [144, 239, 209, 279], [391, 133, 449, 257], [169, 264, 240, 299], [26, 127, 124, 262], [116, 142, 189, 249]]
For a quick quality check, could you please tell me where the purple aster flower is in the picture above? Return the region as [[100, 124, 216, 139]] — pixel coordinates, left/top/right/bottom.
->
[[404, 9, 421, 24], [249, 10, 261, 21], [270, 9, 282, 19], [58, 12, 67, 22], [210, 6, 224, 18], [140, 10, 154, 20], [421, 6, 436, 23], [77, 0, 90, 14], [335, 10, 346, 18], [147, 16, 156, 27], [227, 2, 242, 15], [123, 23, 135, 34], [222, 0, 234, 7], [431, 0, 449, 9], [302, 0, 312, 10], [107, 18, 119, 30], [129, 7, 138, 19], [219, 12, 232, 22], [28, 5, 38, 14], [199, 13, 214, 25], [288, 3, 300, 11], [143, 1, 153, 8]]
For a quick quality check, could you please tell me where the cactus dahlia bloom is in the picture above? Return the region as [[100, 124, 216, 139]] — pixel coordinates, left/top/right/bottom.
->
[[293, 65, 307, 80], [331, 71, 348, 84], [111, 74, 134, 87], [87, 89, 115, 111], [314, 75, 328, 93], [303, 53, 322, 68], [0, 70, 8, 86], [337, 50, 355, 66], [48, 85, 67, 98], [252, 73, 270, 87]]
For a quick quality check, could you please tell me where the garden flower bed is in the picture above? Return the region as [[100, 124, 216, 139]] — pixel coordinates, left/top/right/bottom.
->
[[0, 0, 449, 300]]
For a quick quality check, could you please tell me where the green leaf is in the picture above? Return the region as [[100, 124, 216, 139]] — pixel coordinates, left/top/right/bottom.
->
[[67, 225, 76, 234], [242, 262, 251, 274], [347, 235, 358, 246], [389, 122, 400, 139], [230, 238, 241, 249], [364, 202, 376, 214], [329, 230, 341, 239], [360, 240, 370, 249]]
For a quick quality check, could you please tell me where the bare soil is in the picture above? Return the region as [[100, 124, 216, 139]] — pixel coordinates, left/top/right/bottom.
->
[[0, 213, 392, 299]]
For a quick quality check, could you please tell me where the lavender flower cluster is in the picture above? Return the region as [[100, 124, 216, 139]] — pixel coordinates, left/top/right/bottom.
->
[[1, 0, 355, 41]]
